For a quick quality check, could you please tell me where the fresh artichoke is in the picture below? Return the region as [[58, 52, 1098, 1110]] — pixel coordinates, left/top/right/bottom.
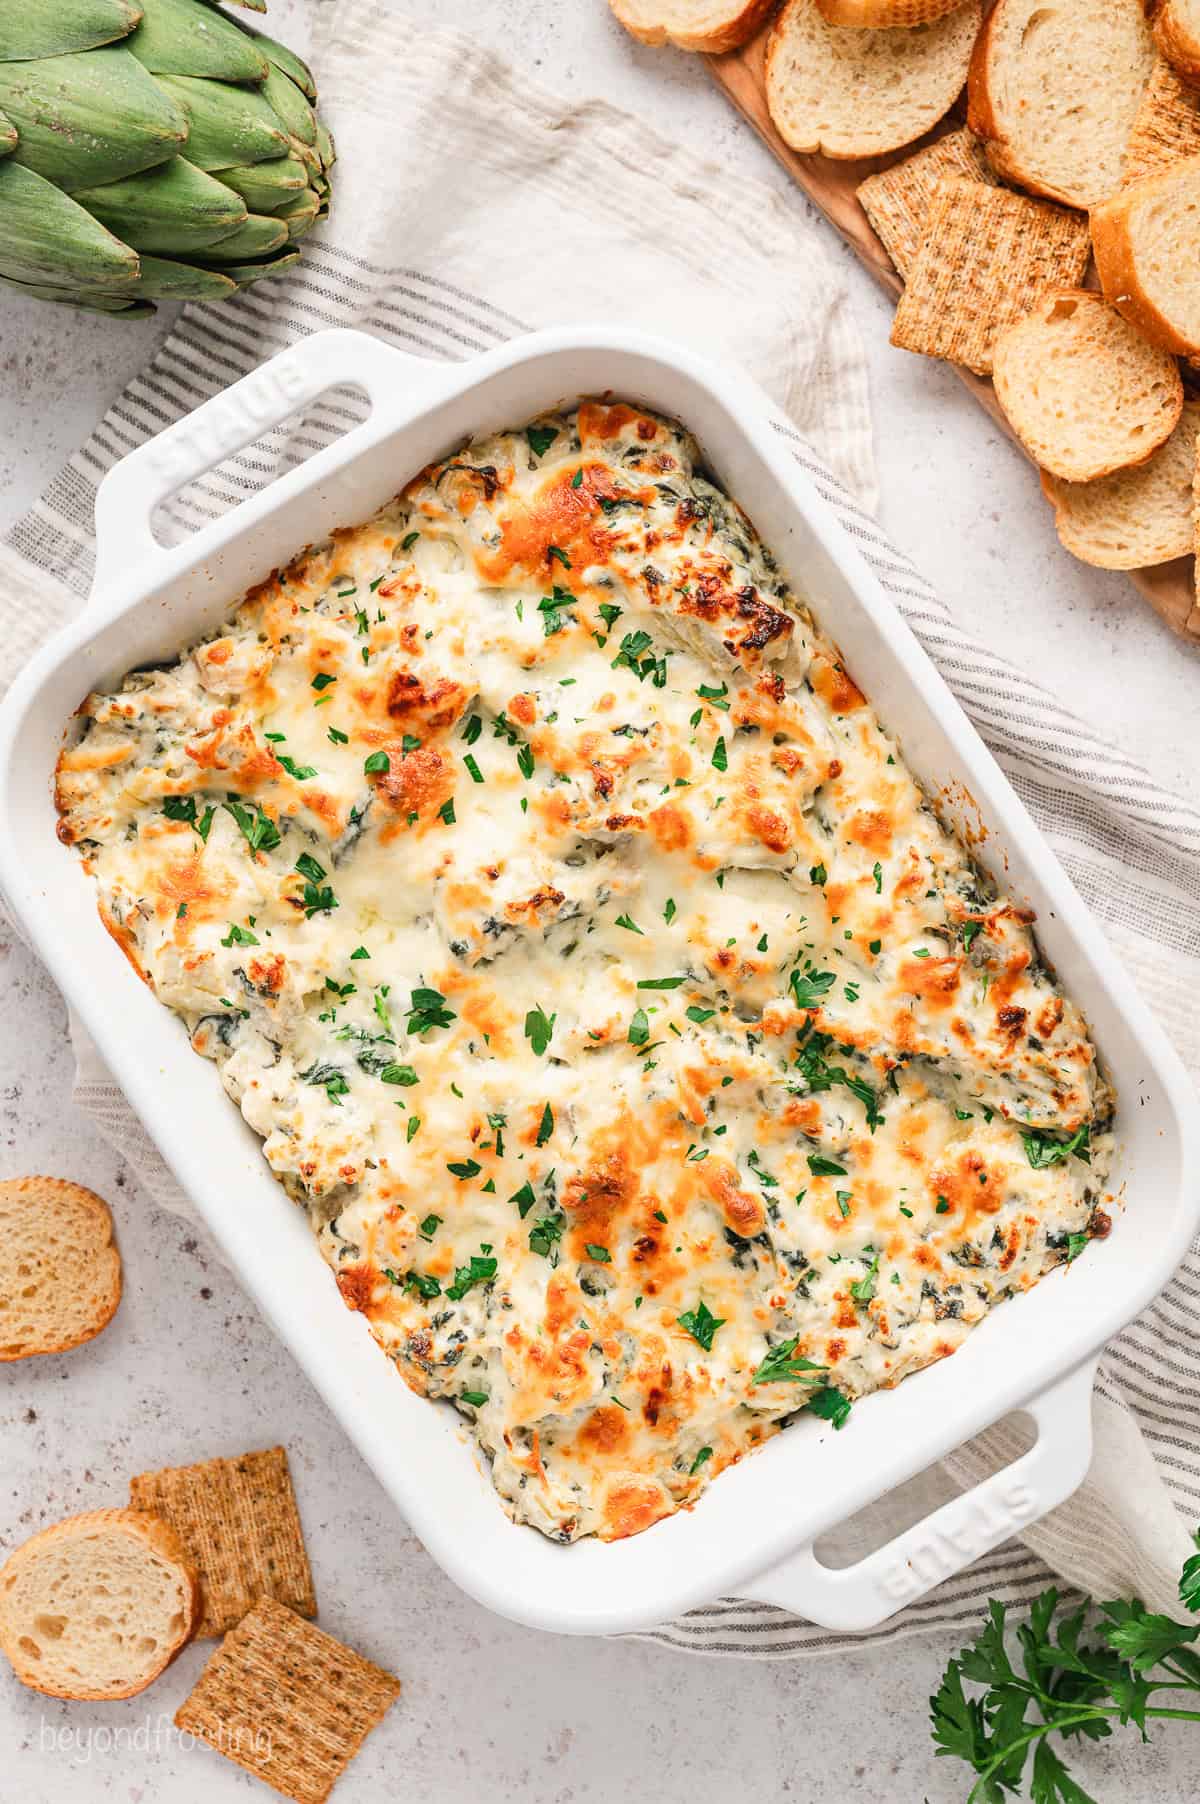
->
[[0, 0, 334, 317]]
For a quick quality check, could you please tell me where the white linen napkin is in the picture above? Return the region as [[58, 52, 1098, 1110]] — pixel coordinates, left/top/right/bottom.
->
[[3, 1, 1199, 1657]]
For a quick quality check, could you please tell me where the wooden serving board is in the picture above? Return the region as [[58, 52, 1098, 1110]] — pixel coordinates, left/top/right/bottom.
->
[[707, 22, 1200, 644]]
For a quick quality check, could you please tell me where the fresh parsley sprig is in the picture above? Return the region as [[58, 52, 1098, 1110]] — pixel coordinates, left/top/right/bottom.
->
[[931, 1537, 1200, 1802]]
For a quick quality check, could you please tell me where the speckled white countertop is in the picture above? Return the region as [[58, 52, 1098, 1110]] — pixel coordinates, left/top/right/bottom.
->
[[2, 5, 1197, 1801]]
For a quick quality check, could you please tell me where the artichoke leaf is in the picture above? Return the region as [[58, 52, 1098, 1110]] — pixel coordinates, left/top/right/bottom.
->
[[248, 27, 316, 102], [0, 46, 187, 192], [198, 0, 266, 12], [274, 191, 318, 242], [195, 210, 285, 260], [0, 159, 139, 288], [316, 121, 335, 172], [0, 111, 16, 158], [4, 278, 155, 316], [128, 0, 269, 85], [211, 248, 299, 287], [127, 252, 235, 299], [220, 155, 306, 211], [0, 1, 144, 62], [260, 62, 315, 147], [156, 69, 288, 170], [73, 155, 247, 253]]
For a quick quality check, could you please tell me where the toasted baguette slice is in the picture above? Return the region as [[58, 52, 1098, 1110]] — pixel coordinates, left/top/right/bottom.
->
[[1124, 59, 1200, 188], [1155, 0, 1200, 81], [993, 290, 1184, 482], [817, 0, 968, 23], [0, 1510, 200, 1701], [890, 177, 1091, 375], [969, 0, 1156, 208], [765, 0, 981, 160], [607, 0, 776, 50], [1093, 157, 1200, 356], [857, 126, 996, 279], [1042, 400, 1200, 568], [0, 1176, 121, 1361]]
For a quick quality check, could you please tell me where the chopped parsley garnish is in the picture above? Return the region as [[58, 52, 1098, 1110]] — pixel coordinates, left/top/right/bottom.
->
[[299, 1061, 349, 1104], [379, 1064, 418, 1086], [509, 1181, 537, 1218], [873, 861, 883, 893], [697, 683, 729, 710], [524, 1004, 556, 1056], [690, 1446, 713, 1474], [529, 1213, 564, 1260], [527, 424, 558, 458], [686, 1005, 715, 1025], [446, 1253, 497, 1300], [219, 923, 258, 947], [850, 1249, 880, 1303], [663, 898, 676, 924], [1022, 1124, 1091, 1169], [406, 986, 455, 1034], [628, 1008, 650, 1047], [447, 1158, 482, 1180], [614, 912, 643, 935], [350, 945, 369, 960], [571, 467, 584, 488], [364, 750, 390, 775], [1066, 1231, 1090, 1261], [960, 919, 983, 950], [536, 1101, 554, 1146], [711, 736, 728, 773], [327, 725, 349, 745], [792, 1031, 882, 1132], [163, 795, 215, 841], [808, 1153, 848, 1177], [463, 753, 484, 784], [418, 1214, 441, 1240], [598, 602, 622, 632], [806, 1386, 852, 1429], [547, 544, 571, 569], [836, 1191, 852, 1217], [462, 714, 482, 744], [460, 1390, 489, 1407], [406, 1115, 421, 1142], [585, 1244, 611, 1263], [438, 798, 456, 825], [789, 962, 837, 1011], [277, 753, 316, 780], [637, 975, 686, 991], [401, 530, 421, 552], [747, 1149, 778, 1190], [396, 1269, 440, 1300], [223, 797, 280, 856], [751, 1339, 827, 1385], [517, 744, 536, 779], [677, 1300, 725, 1352], [810, 862, 828, 887], [311, 672, 336, 691]]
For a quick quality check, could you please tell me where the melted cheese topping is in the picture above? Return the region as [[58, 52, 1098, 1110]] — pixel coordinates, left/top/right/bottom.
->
[[56, 402, 1113, 1543]]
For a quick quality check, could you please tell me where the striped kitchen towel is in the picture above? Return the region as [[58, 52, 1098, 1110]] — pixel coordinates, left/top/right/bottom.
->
[[2, 2, 1199, 1658]]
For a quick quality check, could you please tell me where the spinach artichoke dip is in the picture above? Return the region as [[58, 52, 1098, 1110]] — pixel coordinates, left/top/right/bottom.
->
[[56, 400, 1113, 1544]]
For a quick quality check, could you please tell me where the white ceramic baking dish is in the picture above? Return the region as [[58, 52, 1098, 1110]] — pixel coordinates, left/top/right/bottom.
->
[[1, 326, 1196, 1638]]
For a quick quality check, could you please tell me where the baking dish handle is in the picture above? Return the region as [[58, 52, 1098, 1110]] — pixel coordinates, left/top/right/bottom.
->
[[91, 328, 437, 604], [741, 1359, 1097, 1632]]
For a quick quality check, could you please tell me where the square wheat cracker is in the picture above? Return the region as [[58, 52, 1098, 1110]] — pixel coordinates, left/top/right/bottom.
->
[[889, 178, 1091, 376], [1124, 59, 1200, 186], [130, 1445, 316, 1638], [857, 128, 996, 280], [175, 1597, 400, 1804]]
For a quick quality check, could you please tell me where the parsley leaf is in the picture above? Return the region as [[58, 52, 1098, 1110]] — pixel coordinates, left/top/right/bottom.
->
[[223, 797, 280, 856], [406, 986, 456, 1034], [527, 424, 558, 458], [677, 1299, 725, 1351], [1022, 1124, 1092, 1170], [751, 1339, 827, 1385], [163, 795, 215, 841], [524, 1004, 556, 1056]]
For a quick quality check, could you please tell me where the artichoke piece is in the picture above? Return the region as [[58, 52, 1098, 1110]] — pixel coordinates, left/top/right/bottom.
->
[[211, 248, 299, 287], [155, 68, 288, 169], [127, 0, 268, 83], [0, 159, 138, 288], [260, 62, 315, 146], [316, 121, 335, 171], [197, 210, 285, 259], [0, 45, 187, 192], [220, 154, 306, 211], [0, 111, 15, 157], [0, 1, 144, 62], [73, 155, 246, 253], [127, 252, 235, 299], [249, 27, 316, 101], [201, 0, 266, 11], [274, 191, 318, 241], [6, 276, 154, 316]]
